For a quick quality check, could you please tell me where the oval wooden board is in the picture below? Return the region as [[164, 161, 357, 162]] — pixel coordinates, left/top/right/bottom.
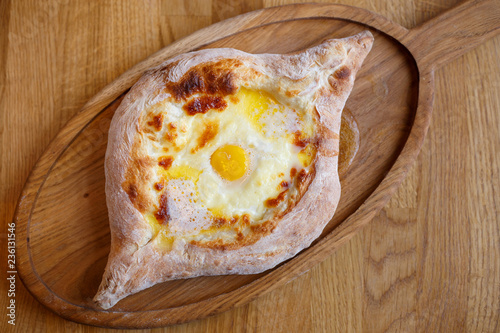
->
[[14, 1, 500, 328]]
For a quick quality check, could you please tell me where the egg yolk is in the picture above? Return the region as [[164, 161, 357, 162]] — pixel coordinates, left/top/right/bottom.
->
[[211, 145, 248, 181]]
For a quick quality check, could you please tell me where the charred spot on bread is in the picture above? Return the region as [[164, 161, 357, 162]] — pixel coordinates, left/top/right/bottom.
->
[[147, 114, 164, 131], [125, 183, 138, 201], [154, 194, 170, 224], [296, 169, 309, 187], [121, 151, 154, 212], [293, 131, 310, 148], [192, 121, 219, 153], [334, 66, 351, 80], [212, 216, 236, 228], [241, 214, 250, 226], [328, 77, 341, 95], [158, 156, 174, 170], [163, 124, 178, 146], [183, 95, 227, 115], [122, 181, 148, 212], [165, 59, 239, 101], [264, 189, 289, 208], [154, 181, 164, 191], [250, 220, 275, 235]]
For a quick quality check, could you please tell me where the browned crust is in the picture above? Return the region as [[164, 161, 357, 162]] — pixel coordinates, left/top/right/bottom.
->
[[183, 96, 228, 115], [94, 31, 374, 309], [154, 194, 170, 224], [192, 121, 219, 153], [164, 59, 241, 101], [158, 156, 174, 170], [147, 114, 163, 131], [121, 143, 155, 213]]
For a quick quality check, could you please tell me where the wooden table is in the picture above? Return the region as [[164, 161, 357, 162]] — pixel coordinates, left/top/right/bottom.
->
[[1, 0, 499, 332]]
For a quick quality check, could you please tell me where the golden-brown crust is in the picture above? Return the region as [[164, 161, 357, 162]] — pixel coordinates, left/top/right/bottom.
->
[[164, 59, 240, 102], [122, 148, 155, 213], [94, 31, 374, 309], [192, 121, 219, 153], [183, 96, 228, 115]]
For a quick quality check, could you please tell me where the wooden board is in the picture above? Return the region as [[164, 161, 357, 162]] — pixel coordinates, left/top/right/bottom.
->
[[13, 0, 499, 328]]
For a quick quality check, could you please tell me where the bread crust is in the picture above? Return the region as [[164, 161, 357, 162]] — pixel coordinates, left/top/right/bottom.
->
[[94, 31, 373, 309]]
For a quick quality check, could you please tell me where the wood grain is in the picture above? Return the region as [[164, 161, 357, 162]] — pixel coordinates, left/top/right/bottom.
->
[[1, 0, 499, 332]]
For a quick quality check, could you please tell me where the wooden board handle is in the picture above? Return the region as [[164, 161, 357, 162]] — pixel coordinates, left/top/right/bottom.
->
[[403, 0, 500, 70]]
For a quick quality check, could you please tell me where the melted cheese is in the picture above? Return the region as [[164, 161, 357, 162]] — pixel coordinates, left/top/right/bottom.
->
[[142, 87, 317, 247]]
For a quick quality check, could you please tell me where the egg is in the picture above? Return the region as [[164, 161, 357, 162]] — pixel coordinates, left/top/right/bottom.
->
[[141, 87, 316, 246]]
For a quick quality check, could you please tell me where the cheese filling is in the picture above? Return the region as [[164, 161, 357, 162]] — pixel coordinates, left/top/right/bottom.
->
[[141, 87, 317, 248]]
